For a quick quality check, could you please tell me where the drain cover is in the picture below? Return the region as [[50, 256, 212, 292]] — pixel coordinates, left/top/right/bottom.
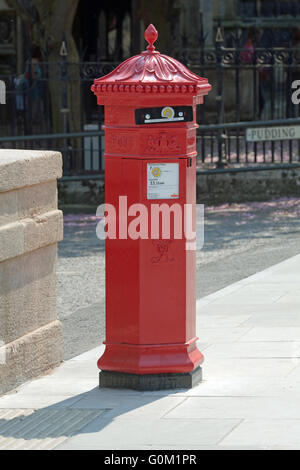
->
[[0, 409, 105, 450]]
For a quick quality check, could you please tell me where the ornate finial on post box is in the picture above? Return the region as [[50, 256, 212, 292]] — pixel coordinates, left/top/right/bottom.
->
[[145, 24, 158, 52]]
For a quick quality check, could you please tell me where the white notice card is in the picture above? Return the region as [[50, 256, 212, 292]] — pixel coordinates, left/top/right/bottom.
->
[[147, 163, 179, 200]]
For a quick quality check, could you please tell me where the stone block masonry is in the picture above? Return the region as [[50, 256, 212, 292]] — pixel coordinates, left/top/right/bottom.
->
[[0, 150, 64, 395]]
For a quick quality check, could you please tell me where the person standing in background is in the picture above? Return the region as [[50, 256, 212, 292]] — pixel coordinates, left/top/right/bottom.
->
[[241, 28, 267, 118], [30, 57, 44, 129]]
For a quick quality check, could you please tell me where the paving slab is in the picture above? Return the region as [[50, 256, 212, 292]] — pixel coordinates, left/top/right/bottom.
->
[[164, 396, 300, 420], [238, 327, 300, 342], [55, 417, 241, 450], [220, 419, 300, 449]]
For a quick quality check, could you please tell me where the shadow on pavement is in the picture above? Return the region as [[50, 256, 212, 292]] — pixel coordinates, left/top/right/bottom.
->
[[0, 387, 170, 450]]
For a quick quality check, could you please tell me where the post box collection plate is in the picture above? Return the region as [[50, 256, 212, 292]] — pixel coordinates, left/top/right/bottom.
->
[[136, 106, 193, 125], [147, 163, 179, 200]]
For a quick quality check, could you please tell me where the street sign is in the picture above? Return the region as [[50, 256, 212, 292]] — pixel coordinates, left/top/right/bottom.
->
[[246, 125, 300, 142]]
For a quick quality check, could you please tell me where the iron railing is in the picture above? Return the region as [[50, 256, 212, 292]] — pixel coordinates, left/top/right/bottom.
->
[[0, 42, 299, 137], [197, 117, 300, 168], [1, 117, 300, 176], [181, 45, 300, 123], [1, 20, 300, 174]]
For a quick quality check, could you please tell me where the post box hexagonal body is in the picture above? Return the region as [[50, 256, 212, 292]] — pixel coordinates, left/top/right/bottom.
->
[[92, 25, 211, 390]]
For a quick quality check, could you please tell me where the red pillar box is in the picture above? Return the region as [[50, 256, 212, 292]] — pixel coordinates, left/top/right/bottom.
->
[[92, 25, 211, 391]]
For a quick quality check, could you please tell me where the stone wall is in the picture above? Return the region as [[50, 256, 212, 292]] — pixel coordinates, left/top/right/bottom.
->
[[59, 178, 105, 207], [58, 167, 300, 208], [0, 150, 64, 395], [197, 167, 300, 205]]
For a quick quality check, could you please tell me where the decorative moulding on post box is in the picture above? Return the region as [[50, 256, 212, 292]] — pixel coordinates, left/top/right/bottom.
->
[[92, 24, 211, 98]]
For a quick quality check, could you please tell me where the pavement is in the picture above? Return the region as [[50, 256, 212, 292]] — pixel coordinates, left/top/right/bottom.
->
[[58, 198, 300, 359], [1, 253, 300, 449]]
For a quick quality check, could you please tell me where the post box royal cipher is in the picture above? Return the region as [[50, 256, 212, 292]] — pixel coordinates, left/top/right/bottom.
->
[[92, 24, 211, 390]]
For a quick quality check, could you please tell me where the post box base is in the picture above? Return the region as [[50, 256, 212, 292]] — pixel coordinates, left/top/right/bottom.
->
[[99, 367, 202, 391]]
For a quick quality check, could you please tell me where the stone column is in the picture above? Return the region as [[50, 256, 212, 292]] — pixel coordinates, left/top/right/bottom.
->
[[0, 150, 64, 395]]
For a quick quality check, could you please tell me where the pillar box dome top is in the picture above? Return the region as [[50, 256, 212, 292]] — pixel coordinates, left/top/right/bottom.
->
[[91, 24, 211, 98]]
